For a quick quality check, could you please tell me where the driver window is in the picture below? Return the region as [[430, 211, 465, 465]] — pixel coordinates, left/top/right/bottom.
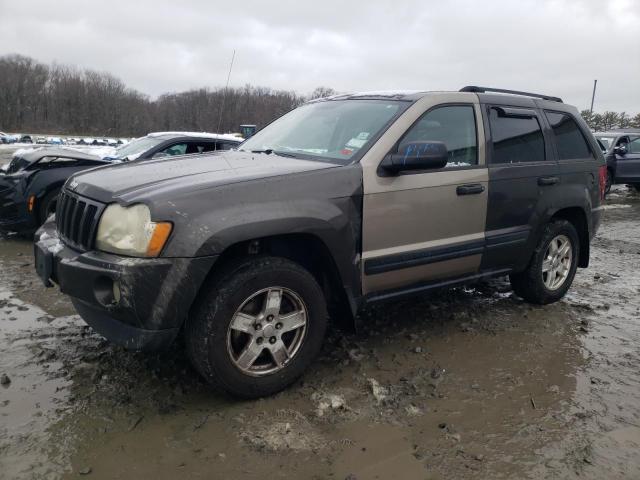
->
[[154, 143, 188, 158], [629, 138, 640, 154], [400, 105, 478, 168]]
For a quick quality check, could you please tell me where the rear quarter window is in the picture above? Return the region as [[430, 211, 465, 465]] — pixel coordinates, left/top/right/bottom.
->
[[545, 111, 594, 160]]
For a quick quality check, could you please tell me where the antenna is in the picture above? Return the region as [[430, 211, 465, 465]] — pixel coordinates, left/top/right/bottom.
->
[[216, 49, 236, 136]]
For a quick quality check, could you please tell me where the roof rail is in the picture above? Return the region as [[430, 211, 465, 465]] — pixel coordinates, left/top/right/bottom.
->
[[460, 86, 563, 103]]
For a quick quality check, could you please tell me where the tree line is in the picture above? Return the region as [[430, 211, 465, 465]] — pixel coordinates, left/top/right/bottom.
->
[[0, 54, 337, 137], [579, 110, 640, 132], [2, 54, 638, 137]]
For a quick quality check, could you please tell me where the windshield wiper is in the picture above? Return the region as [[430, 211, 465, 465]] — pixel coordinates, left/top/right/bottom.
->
[[250, 149, 298, 158]]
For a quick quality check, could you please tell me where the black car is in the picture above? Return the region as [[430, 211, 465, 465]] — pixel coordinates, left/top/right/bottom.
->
[[594, 129, 640, 193], [0, 132, 241, 234]]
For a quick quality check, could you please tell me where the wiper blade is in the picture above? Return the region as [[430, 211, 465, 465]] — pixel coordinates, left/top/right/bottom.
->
[[250, 149, 298, 158]]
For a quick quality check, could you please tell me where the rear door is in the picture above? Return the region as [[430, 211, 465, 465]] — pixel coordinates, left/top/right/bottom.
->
[[615, 136, 640, 183], [480, 104, 559, 271], [360, 93, 489, 295]]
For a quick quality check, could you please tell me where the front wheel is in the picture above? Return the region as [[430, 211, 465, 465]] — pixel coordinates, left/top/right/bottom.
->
[[38, 189, 60, 226], [186, 255, 327, 398], [510, 220, 579, 305]]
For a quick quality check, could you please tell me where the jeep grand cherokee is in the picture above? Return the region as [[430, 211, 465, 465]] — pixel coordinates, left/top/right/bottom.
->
[[34, 86, 606, 398]]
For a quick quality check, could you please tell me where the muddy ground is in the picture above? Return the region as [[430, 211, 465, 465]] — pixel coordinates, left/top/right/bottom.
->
[[1, 162, 639, 479]]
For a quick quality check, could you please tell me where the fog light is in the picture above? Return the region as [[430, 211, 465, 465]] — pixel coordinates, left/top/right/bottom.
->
[[94, 276, 120, 306]]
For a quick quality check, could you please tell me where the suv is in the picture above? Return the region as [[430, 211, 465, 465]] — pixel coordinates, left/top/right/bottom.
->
[[34, 86, 605, 398], [594, 129, 640, 193]]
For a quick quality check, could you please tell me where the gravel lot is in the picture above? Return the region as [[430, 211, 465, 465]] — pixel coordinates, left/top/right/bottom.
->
[[1, 143, 640, 479]]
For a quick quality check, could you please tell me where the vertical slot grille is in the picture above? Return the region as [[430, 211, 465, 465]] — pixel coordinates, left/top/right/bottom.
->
[[55, 190, 104, 251]]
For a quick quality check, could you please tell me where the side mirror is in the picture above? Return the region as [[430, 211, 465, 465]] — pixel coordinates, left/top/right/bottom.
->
[[614, 144, 628, 156], [380, 141, 449, 174]]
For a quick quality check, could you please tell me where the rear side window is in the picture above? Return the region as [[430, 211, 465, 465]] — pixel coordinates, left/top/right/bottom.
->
[[545, 111, 593, 160], [489, 108, 545, 164]]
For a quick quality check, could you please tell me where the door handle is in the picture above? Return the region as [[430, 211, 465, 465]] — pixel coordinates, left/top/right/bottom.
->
[[456, 184, 485, 195], [538, 176, 559, 186]]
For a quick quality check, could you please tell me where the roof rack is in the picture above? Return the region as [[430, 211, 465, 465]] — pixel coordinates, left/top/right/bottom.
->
[[460, 86, 563, 103]]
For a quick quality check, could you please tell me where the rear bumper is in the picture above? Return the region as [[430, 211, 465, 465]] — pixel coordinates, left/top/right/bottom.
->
[[34, 221, 218, 351]]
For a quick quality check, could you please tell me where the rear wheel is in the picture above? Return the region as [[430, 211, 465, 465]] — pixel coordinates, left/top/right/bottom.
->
[[605, 169, 613, 195], [510, 220, 579, 305], [186, 255, 327, 398]]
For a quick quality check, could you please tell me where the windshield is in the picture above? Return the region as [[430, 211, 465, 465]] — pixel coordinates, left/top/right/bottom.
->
[[239, 100, 406, 163], [595, 136, 614, 150], [114, 136, 164, 160]]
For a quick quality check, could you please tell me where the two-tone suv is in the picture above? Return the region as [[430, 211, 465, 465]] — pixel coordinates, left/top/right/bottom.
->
[[34, 86, 605, 398]]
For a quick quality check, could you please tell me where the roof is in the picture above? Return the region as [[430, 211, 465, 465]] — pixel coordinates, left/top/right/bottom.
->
[[310, 90, 429, 102], [147, 131, 243, 142], [310, 87, 565, 105]]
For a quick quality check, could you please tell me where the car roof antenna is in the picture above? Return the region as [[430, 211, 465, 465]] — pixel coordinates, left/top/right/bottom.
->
[[216, 49, 236, 145]]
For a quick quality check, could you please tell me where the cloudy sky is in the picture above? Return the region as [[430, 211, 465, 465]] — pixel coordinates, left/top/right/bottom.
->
[[0, 0, 638, 112]]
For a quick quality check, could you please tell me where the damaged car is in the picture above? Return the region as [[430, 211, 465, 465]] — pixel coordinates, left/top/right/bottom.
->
[[1, 132, 242, 234], [34, 87, 605, 398], [1, 148, 111, 234]]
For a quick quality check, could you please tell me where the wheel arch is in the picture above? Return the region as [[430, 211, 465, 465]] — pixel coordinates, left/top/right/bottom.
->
[[550, 207, 590, 268], [192, 233, 358, 331]]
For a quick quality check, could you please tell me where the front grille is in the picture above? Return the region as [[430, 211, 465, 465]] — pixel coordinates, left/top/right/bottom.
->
[[56, 190, 105, 251]]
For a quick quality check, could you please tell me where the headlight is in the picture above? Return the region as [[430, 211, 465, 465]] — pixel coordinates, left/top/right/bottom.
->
[[95, 203, 172, 257]]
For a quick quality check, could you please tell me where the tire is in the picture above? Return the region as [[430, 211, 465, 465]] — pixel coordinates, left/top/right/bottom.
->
[[605, 169, 613, 195], [185, 255, 328, 398], [509, 219, 579, 305], [631, 184, 640, 193], [38, 189, 60, 226]]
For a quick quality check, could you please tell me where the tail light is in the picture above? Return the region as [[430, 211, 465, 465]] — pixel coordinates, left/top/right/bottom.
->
[[598, 166, 607, 201]]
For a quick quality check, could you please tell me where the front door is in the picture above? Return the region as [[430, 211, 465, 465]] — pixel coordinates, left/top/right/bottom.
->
[[360, 94, 488, 296], [616, 136, 640, 184]]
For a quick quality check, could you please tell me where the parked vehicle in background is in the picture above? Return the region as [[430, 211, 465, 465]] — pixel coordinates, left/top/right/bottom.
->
[[47, 137, 64, 145], [35, 136, 47, 144], [0, 132, 16, 144], [594, 129, 640, 193], [33, 87, 605, 398], [1, 132, 242, 234], [20, 135, 34, 144]]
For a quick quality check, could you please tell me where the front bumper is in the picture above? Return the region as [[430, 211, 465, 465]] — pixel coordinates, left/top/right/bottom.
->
[[34, 221, 217, 351]]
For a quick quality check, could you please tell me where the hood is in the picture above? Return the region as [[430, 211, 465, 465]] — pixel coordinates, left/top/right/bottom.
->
[[69, 151, 341, 203], [6, 147, 111, 172]]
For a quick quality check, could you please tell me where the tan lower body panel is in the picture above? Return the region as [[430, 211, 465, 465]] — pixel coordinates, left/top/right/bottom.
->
[[364, 254, 482, 293]]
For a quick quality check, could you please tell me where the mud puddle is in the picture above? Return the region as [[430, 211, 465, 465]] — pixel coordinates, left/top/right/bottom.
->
[[1, 186, 639, 479]]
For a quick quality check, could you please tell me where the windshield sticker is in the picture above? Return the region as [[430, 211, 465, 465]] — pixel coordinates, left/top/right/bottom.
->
[[346, 137, 367, 149]]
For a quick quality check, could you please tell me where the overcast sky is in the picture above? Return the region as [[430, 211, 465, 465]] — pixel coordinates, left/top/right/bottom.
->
[[0, 0, 638, 112]]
